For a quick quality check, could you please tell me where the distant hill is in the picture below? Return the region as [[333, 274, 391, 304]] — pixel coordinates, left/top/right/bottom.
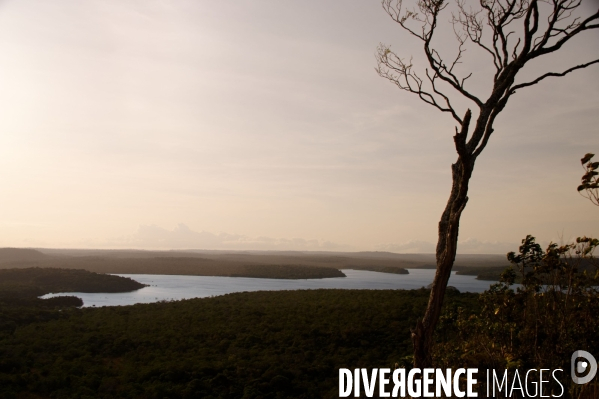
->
[[0, 248, 48, 264], [1, 247, 509, 279]]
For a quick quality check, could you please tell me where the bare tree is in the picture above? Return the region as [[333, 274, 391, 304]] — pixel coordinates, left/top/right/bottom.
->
[[578, 153, 599, 206], [376, 0, 599, 368]]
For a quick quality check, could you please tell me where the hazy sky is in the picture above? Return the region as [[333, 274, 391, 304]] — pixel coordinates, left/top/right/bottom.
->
[[0, 0, 597, 253]]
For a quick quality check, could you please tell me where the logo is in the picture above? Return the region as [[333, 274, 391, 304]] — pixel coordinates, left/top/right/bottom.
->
[[571, 350, 597, 384], [337, 353, 597, 398]]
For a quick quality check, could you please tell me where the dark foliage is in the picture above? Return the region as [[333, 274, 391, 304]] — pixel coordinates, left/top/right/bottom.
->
[[0, 257, 346, 280], [0, 268, 146, 294], [578, 153, 599, 206], [0, 289, 476, 399], [0, 268, 146, 337], [434, 236, 599, 398]]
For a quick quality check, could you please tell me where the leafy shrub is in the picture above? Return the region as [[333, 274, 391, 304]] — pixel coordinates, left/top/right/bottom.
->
[[434, 235, 599, 398]]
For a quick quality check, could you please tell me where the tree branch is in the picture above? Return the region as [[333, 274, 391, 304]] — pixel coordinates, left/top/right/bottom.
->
[[376, 45, 464, 123], [527, 7, 599, 60], [511, 59, 599, 92], [378, 0, 599, 372]]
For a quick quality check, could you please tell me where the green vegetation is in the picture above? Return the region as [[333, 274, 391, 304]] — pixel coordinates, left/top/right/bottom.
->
[[435, 236, 599, 398], [5, 256, 345, 279], [1, 239, 597, 398], [578, 153, 599, 206], [0, 288, 475, 399], [0, 268, 146, 336], [0, 267, 146, 294]]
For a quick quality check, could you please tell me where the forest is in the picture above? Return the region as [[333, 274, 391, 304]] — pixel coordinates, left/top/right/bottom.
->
[[1, 235, 598, 398], [0, 268, 146, 335], [0, 286, 475, 399]]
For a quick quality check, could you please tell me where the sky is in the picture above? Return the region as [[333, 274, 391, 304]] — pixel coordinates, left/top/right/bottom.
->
[[0, 0, 597, 253]]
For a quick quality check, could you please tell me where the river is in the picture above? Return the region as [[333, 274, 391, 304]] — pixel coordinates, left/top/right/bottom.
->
[[41, 268, 497, 307]]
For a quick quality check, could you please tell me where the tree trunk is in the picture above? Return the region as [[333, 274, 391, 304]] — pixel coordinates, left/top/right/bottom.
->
[[412, 156, 474, 368]]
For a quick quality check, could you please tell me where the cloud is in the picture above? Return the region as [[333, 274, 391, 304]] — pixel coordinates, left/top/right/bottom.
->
[[107, 223, 353, 251]]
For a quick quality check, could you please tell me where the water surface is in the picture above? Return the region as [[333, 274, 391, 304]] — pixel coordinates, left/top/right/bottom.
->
[[42, 268, 496, 307]]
